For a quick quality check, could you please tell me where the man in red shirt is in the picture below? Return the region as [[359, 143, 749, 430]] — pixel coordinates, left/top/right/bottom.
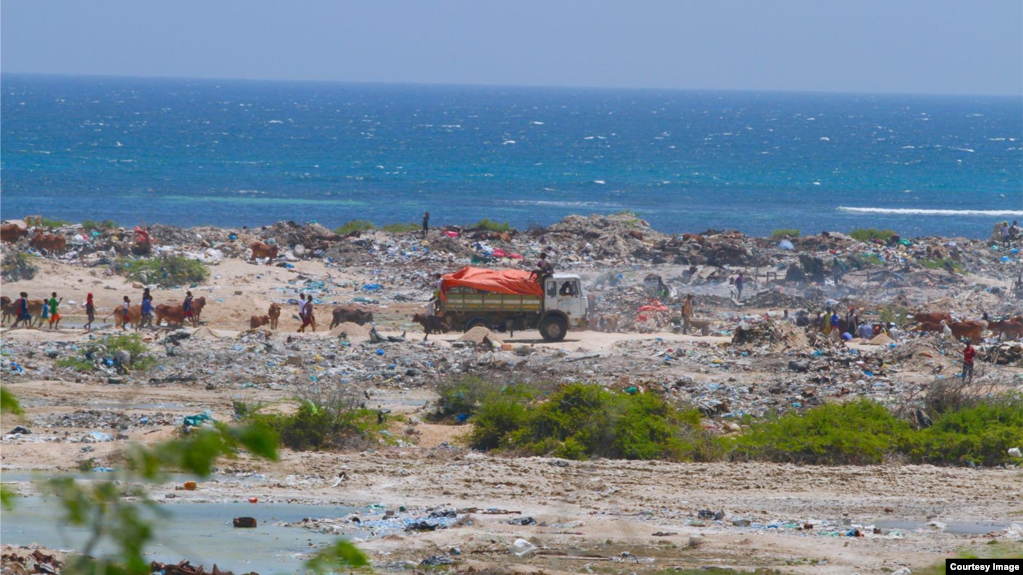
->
[[962, 342, 976, 384]]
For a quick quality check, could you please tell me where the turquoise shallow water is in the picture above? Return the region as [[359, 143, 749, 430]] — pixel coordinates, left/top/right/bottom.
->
[[2, 74, 1021, 237]]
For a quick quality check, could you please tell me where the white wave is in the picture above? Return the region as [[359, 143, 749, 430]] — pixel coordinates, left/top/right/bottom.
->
[[267, 120, 284, 124], [839, 207, 1023, 216], [593, 180, 606, 185], [502, 140, 516, 145], [531, 121, 544, 125], [505, 200, 622, 208]]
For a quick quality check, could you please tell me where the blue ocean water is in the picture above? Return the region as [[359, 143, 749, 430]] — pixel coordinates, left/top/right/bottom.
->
[[2, 74, 1021, 238]]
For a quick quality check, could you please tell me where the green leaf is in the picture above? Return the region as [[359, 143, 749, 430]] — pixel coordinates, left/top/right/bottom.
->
[[229, 424, 280, 461], [306, 540, 370, 572], [0, 485, 16, 509], [1, 386, 22, 414]]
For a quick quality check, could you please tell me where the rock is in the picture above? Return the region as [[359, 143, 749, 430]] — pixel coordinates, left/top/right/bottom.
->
[[233, 517, 257, 528], [294, 244, 306, 257], [787, 360, 809, 373], [9, 426, 32, 435], [732, 519, 751, 527], [687, 535, 704, 548], [285, 355, 303, 366], [115, 349, 131, 366], [891, 568, 911, 575], [1009, 447, 1022, 458]]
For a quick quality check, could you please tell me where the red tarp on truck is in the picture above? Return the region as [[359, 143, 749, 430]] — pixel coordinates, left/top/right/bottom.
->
[[440, 266, 543, 299]]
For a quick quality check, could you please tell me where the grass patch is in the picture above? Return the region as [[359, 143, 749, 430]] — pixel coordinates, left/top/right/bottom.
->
[[381, 222, 419, 233], [729, 397, 1023, 466], [119, 255, 209, 288], [81, 219, 117, 233], [472, 218, 511, 232], [919, 257, 964, 274], [58, 334, 156, 372], [245, 402, 390, 451], [771, 229, 800, 238], [38, 217, 70, 229], [850, 228, 896, 242], [469, 383, 721, 461], [335, 219, 376, 235], [849, 253, 884, 267], [430, 374, 506, 423], [917, 543, 1023, 575]]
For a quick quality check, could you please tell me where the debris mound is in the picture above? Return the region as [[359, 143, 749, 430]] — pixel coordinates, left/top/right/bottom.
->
[[731, 319, 808, 353], [460, 326, 495, 344]]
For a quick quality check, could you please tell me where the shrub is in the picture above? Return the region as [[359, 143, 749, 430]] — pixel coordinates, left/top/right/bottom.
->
[[381, 222, 419, 233], [472, 219, 511, 233], [243, 380, 389, 451], [82, 219, 117, 232], [431, 374, 506, 422], [907, 396, 1023, 466], [729, 400, 913, 465], [58, 333, 156, 372], [849, 228, 896, 242], [38, 217, 70, 228], [335, 219, 376, 235], [469, 383, 720, 461], [879, 304, 908, 328], [918, 257, 963, 274], [120, 254, 209, 287], [55, 357, 95, 372], [771, 229, 800, 238], [1, 252, 39, 282]]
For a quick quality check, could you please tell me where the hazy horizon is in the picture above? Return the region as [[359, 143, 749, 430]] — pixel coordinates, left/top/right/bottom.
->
[[2, 0, 1021, 97]]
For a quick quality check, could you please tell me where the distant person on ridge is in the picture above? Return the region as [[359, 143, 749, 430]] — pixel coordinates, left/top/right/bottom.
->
[[422, 211, 430, 238], [735, 272, 744, 300]]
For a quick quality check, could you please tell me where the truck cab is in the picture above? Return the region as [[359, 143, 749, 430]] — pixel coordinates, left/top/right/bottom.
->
[[544, 274, 588, 329]]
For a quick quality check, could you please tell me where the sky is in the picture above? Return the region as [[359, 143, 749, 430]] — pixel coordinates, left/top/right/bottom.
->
[[2, 0, 1021, 96]]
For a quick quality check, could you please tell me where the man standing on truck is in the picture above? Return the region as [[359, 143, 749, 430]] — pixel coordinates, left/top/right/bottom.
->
[[531, 252, 554, 283]]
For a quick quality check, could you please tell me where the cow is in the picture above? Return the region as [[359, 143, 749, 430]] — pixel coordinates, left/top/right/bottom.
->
[[191, 297, 207, 324], [1, 298, 46, 327], [250, 242, 279, 265], [267, 303, 281, 330], [1, 224, 28, 244], [914, 321, 945, 334], [106, 305, 142, 331], [943, 320, 986, 344], [910, 311, 953, 326], [29, 231, 67, 254], [329, 306, 374, 329], [988, 319, 1023, 341], [0, 296, 11, 325], [412, 313, 450, 341], [249, 315, 271, 329], [155, 304, 188, 327]]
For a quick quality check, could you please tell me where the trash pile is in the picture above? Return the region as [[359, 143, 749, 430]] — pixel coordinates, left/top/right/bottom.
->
[[288, 506, 468, 539], [730, 319, 809, 353]]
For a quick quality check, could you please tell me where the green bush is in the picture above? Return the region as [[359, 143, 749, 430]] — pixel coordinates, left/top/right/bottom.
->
[[38, 217, 70, 228], [82, 219, 117, 232], [918, 257, 963, 274], [771, 229, 800, 238], [907, 397, 1023, 466], [56, 333, 156, 372], [431, 374, 506, 422], [247, 401, 389, 451], [729, 400, 911, 465], [120, 254, 209, 287], [472, 218, 512, 233], [849, 228, 896, 242], [469, 383, 720, 461], [55, 357, 95, 372], [335, 219, 376, 235], [381, 222, 419, 233]]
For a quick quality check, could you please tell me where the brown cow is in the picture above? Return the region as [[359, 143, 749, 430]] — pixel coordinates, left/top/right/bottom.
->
[[911, 311, 953, 326], [1, 224, 28, 244], [943, 320, 986, 344], [412, 313, 450, 341], [2, 298, 46, 327], [155, 304, 188, 327], [267, 303, 281, 330], [191, 297, 207, 324], [250, 242, 279, 265], [250, 315, 271, 329], [988, 319, 1023, 341], [29, 231, 67, 253], [106, 305, 142, 331], [329, 306, 374, 329], [914, 321, 944, 334]]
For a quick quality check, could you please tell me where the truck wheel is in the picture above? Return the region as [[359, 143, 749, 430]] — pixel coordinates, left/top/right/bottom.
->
[[464, 317, 493, 332], [539, 316, 568, 342]]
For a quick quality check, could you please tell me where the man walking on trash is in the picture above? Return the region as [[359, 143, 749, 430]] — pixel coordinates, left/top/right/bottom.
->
[[962, 341, 976, 384]]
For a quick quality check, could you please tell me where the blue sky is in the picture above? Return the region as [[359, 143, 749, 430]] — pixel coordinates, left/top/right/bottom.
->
[[2, 0, 1021, 95]]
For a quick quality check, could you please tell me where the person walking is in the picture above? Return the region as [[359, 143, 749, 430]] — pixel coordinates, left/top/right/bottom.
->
[[735, 272, 744, 301], [422, 211, 430, 239], [140, 288, 154, 329], [84, 293, 96, 332], [182, 291, 195, 327], [1001, 222, 1011, 248], [962, 341, 976, 384], [47, 292, 63, 330], [830, 309, 840, 341], [298, 294, 315, 332], [12, 292, 32, 329], [681, 294, 694, 334]]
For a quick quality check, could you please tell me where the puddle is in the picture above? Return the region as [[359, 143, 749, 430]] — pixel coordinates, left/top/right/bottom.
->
[[871, 520, 1009, 535], [1, 496, 360, 571]]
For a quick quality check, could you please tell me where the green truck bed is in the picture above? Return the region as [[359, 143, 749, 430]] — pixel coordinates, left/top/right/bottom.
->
[[441, 287, 542, 313]]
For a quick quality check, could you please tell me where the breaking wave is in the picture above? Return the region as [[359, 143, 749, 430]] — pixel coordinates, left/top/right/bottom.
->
[[839, 207, 1023, 216]]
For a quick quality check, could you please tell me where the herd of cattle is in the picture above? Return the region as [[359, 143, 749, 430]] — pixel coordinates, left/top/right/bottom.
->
[[905, 311, 1023, 343]]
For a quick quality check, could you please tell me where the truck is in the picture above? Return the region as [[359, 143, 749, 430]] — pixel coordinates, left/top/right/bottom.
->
[[437, 267, 589, 342]]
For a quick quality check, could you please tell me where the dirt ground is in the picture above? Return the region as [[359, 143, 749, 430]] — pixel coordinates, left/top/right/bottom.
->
[[2, 248, 1021, 574]]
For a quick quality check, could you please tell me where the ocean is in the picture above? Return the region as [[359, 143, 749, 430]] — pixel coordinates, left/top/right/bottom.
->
[[2, 74, 1021, 238]]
